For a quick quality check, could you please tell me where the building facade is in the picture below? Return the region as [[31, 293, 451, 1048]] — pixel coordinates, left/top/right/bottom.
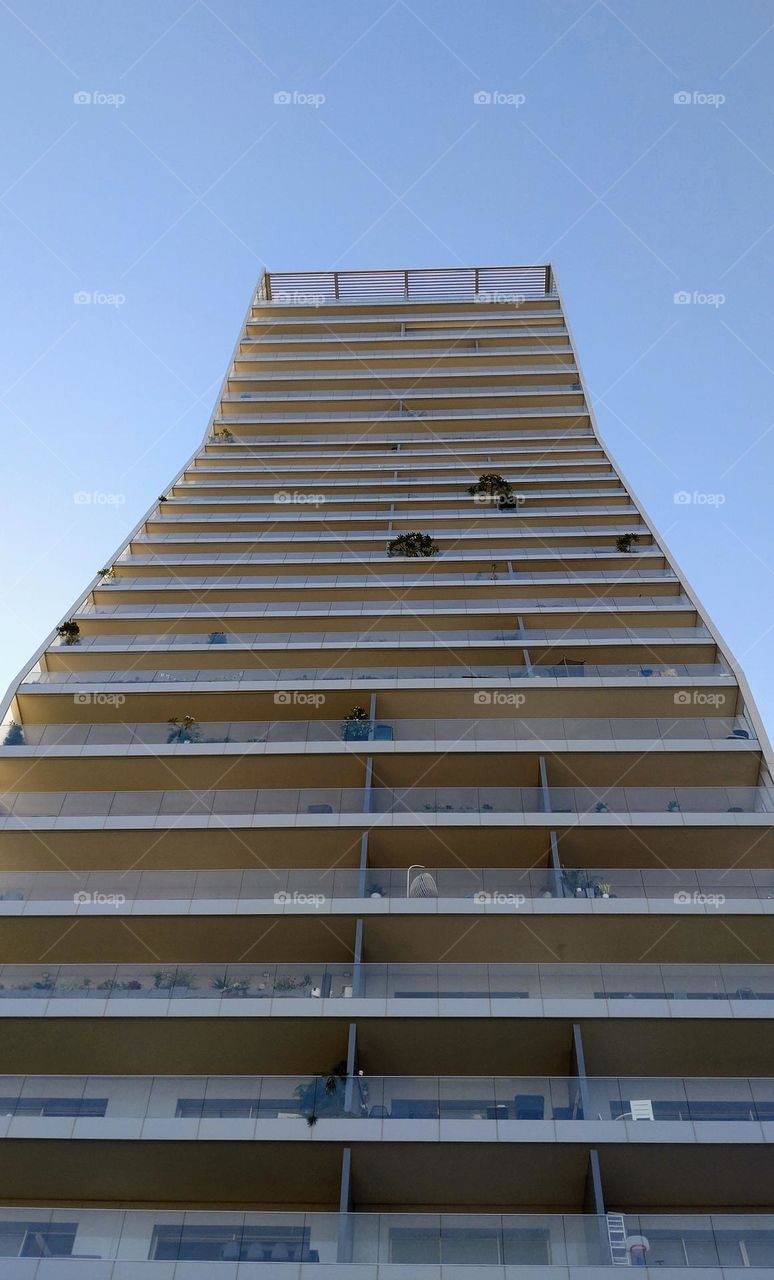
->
[[1, 264, 773, 1274]]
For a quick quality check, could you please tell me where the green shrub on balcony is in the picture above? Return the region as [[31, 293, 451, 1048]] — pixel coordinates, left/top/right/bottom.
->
[[615, 532, 640, 553], [386, 532, 439, 558], [467, 473, 514, 499], [341, 706, 372, 741], [56, 620, 80, 645]]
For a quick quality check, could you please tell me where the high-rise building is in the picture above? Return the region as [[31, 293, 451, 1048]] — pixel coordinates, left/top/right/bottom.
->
[[1, 264, 774, 1275]]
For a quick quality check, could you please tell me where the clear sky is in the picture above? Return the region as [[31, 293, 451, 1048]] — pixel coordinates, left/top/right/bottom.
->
[[1, 0, 773, 729]]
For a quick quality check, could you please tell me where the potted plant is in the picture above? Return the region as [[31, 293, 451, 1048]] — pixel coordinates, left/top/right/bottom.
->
[[2, 721, 25, 746], [467, 473, 514, 502], [213, 427, 234, 442], [295, 1061, 348, 1126], [367, 882, 385, 899], [341, 706, 371, 741], [57, 620, 80, 645], [386, 532, 439, 558], [158, 495, 168, 503], [97, 567, 115, 581], [167, 715, 200, 744], [208, 631, 226, 644], [595, 881, 612, 899], [615, 533, 640, 553]]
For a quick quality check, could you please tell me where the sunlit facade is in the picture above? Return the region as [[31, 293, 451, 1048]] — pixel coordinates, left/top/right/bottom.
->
[[0, 264, 773, 1274]]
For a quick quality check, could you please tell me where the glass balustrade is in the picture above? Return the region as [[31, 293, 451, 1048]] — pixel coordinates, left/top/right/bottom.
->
[[113, 546, 651, 567], [0, 1073, 772, 1126], [0, 785, 767, 821], [5, 714, 745, 749], [24, 662, 726, 687], [52, 625, 707, 650], [93, 570, 674, 589], [1, 961, 774, 1004], [0, 865, 768, 907], [1, 1208, 772, 1267]]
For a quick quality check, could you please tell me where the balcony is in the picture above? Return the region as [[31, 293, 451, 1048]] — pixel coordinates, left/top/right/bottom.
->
[[258, 265, 557, 303], [0, 784, 767, 828], [4, 713, 747, 750], [2, 961, 774, 1013], [4, 1207, 774, 1270], [1, 1072, 774, 1136], [0, 865, 770, 915]]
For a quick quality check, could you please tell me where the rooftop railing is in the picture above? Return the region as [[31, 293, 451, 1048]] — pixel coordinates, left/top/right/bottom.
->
[[258, 266, 556, 304]]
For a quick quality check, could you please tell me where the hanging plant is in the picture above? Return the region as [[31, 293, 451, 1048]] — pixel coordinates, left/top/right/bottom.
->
[[386, 532, 439, 558]]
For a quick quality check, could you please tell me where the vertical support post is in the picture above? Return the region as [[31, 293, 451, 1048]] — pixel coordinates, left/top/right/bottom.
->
[[549, 830, 562, 897], [357, 833, 368, 899], [538, 755, 551, 814], [344, 1022, 358, 1113], [337, 1148, 353, 1262], [351, 918, 364, 998], [584, 1149, 605, 1214], [571, 1022, 592, 1119]]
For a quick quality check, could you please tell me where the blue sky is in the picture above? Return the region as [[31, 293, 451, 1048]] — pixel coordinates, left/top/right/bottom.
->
[[1, 0, 773, 728]]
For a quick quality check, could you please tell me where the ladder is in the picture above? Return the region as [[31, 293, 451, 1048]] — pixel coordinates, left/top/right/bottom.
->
[[606, 1213, 630, 1266]]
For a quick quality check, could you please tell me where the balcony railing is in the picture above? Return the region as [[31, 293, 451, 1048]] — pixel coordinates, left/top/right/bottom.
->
[[24, 661, 730, 688], [50, 625, 702, 652], [0, 865, 769, 909], [258, 265, 556, 303], [0, 1073, 773, 1126], [78, 592, 691, 617], [3, 1207, 773, 1267], [2, 785, 765, 823], [5, 714, 746, 750], [2, 962, 774, 1004]]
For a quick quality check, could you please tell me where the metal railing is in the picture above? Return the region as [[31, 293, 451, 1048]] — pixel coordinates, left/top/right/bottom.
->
[[258, 265, 556, 304]]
